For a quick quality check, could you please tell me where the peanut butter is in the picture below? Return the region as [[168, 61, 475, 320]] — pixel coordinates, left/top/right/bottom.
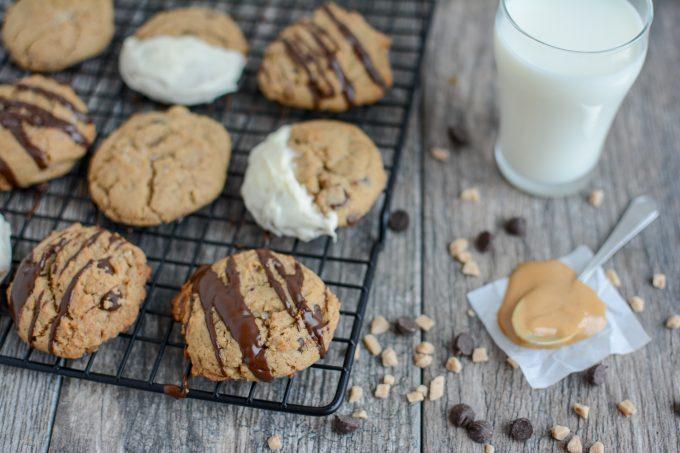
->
[[498, 260, 607, 349]]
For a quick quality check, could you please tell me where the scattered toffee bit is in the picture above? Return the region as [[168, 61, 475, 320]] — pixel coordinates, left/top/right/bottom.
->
[[605, 268, 622, 287], [567, 435, 583, 453], [413, 353, 433, 368], [462, 261, 481, 277], [629, 296, 645, 313], [267, 434, 282, 450], [395, 316, 418, 336], [415, 314, 435, 331], [484, 445, 495, 453], [449, 403, 475, 427], [370, 315, 390, 335], [588, 189, 604, 207], [428, 375, 445, 401], [550, 425, 570, 441], [352, 409, 368, 419], [472, 347, 488, 363], [652, 273, 666, 289], [474, 231, 493, 252], [430, 147, 451, 162], [388, 210, 410, 232], [460, 187, 481, 203], [381, 347, 398, 367], [415, 341, 435, 355], [445, 356, 462, 373], [666, 315, 680, 329], [332, 415, 361, 435], [452, 332, 474, 356], [617, 399, 637, 417], [348, 386, 363, 403], [590, 441, 605, 453], [383, 374, 395, 385], [504, 217, 526, 236], [363, 334, 382, 356], [573, 403, 590, 420], [584, 363, 607, 386], [407, 391, 424, 404], [509, 418, 533, 441], [467, 420, 493, 444], [374, 383, 391, 399], [447, 124, 469, 147], [448, 238, 469, 257]]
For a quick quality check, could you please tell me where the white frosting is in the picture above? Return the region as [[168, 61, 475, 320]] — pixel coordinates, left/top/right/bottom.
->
[[119, 35, 246, 106], [0, 214, 12, 282], [241, 126, 338, 242]]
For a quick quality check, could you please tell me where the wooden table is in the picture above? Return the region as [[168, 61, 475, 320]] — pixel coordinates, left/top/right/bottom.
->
[[2, 0, 679, 451]]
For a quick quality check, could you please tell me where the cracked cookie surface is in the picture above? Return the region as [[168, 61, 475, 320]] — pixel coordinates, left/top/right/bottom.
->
[[291, 120, 387, 227], [88, 106, 232, 226], [2, 0, 114, 72], [7, 223, 150, 359], [171, 249, 341, 382], [0, 75, 96, 190], [258, 2, 392, 112]]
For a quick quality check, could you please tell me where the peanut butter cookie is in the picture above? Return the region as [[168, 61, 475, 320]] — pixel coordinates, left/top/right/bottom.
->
[[7, 224, 150, 359], [171, 249, 341, 381]]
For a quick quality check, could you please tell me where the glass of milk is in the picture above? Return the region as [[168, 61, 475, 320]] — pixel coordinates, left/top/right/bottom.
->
[[494, 0, 653, 197]]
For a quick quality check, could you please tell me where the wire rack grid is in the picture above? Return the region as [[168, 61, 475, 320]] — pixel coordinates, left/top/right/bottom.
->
[[0, 0, 434, 415]]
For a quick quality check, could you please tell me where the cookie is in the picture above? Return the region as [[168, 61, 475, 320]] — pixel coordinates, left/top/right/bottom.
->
[[88, 106, 231, 226], [119, 7, 249, 105], [2, 0, 114, 72], [0, 75, 96, 190], [241, 120, 387, 241], [258, 2, 392, 112], [7, 224, 150, 359], [171, 249, 341, 381]]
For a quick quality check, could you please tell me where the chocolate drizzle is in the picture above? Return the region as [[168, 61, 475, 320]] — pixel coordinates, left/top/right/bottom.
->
[[57, 229, 105, 275], [14, 82, 92, 124], [188, 259, 273, 382], [163, 362, 192, 399], [255, 249, 327, 357], [0, 156, 19, 187], [27, 290, 45, 346], [281, 35, 335, 108]]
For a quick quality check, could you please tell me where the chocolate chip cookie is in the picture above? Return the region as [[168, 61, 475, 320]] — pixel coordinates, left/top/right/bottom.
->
[[2, 0, 114, 72], [258, 2, 393, 111], [7, 223, 150, 359], [0, 75, 96, 190], [88, 106, 232, 226], [171, 249, 341, 381]]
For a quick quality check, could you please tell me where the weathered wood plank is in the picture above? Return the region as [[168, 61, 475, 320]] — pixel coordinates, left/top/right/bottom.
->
[[421, 0, 680, 452]]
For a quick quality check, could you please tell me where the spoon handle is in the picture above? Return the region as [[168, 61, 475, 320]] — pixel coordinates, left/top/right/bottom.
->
[[578, 195, 659, 282]]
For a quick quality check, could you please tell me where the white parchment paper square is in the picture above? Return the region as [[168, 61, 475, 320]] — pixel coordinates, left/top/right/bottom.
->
[[467, 246, 650, 389]]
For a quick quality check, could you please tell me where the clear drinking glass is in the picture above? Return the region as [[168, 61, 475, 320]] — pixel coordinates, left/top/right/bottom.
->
[[493, 0, 654, 197]]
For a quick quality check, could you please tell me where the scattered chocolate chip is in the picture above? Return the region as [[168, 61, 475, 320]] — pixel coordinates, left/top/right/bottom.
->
[[452, 332, 474, 356], [674, 401, 680, 417], [447, 124, 469, 147], [585, 363, 607, 386], [504, 217, 526, 236], [467, 420, 493, 444], [388, 210, 410, 232], [474, 231, 493, 252], [449, 404, 475, 427], [509, 418, 533, 441], [395, 317, 418, 336], [332, 415, 360, 435]]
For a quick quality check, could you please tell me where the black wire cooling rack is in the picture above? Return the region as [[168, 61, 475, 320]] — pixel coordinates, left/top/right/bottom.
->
[[0, 0, 433, 415]]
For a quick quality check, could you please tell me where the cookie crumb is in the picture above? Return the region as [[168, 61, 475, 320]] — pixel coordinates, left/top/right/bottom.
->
[[445, 356, 462, 373], [383, 374, 395, 386], [652, 273, 666, 289], [352, 409, 368, 419], [589, 441, 605, 453], [573, 403, 590, 419], [416, 385, 428, 396], [484, 445, 495, 453], [462, 261, 481, 277], [467, 309, 476, 317], [588, 189, 604, 207], [374, 383, 391, 399], [428, 375, 445, 401], [415, 314, 435, 331], [506, 357, 519, 369], [567, 434, 583, 453], [381, 347, 399, 367], [348, 386, 363, 403], [617, 399, 637, 417], [448, 238, 469, 257], [472, 347, 488, 363], [431, 147, 451, 162], [666, 315, 680, 329], [460, 187, 481, 203], [416, 341, 435, 355], [406, 391, 424, 404], [551, 425, 570, 441], [370, 316, 390, 335], [267, 434, 282, 450], [628, 296, 645, 313], [605, 268, 622, 287], [363, 334, 382, 356], [414, 353, 434, 368]]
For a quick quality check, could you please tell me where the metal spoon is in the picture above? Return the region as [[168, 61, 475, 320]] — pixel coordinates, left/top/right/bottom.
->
[[513, 195, 659, 346]]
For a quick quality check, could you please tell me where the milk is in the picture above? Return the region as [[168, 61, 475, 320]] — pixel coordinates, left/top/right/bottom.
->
[[494, 0, 651, 196]]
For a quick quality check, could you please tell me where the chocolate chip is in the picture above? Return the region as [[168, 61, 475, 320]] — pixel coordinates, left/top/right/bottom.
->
[[674, 401, 680, 417], [585, 363, 607, 386], [467, 420, 492, 444], [504, 217, 526, 236], [449, 404, 475, 427], [447, 124, 469, 147], [509, 418, 533, 441], [332, 415, 360, 435], [452, 332, 474, 356], [395, 317, 418, 336], [388, 210, 410, 232], [474, 231, 493, 252]]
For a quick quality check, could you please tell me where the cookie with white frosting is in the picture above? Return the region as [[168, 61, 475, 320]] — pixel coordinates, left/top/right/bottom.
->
[[119, 7, 248, 105], [241, 120, 387, 241]]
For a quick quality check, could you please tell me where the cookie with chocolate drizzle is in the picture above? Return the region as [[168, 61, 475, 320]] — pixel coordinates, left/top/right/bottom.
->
[[258, 2, 393, 112], [6, 223, 150, 359], [171, 249, 341, 382], [0, 75, 96, 190]]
